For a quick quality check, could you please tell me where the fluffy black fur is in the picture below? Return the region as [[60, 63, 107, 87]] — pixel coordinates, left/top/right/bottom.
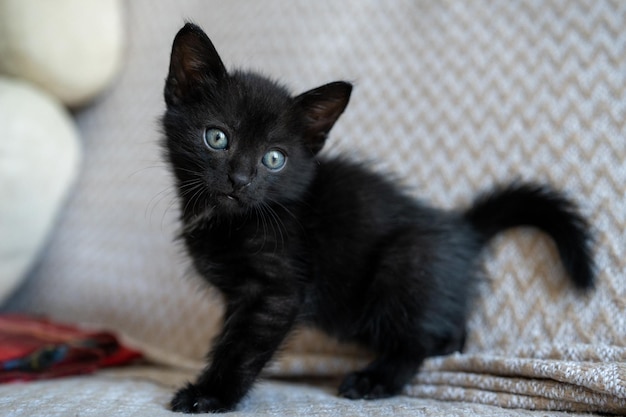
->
[[161, 23, 594, 413]]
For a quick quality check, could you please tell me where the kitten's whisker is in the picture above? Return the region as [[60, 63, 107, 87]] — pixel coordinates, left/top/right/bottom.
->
[[261, 202, 286, 254], [161, 178, 205, 230], [181, 182, 206, 220], [144, 171, 204, 226], [191, 188, 204, 217], [161, 196, 182, 232], [259, 206, 269, 251], [146, 186, 174, 221], [127, 164, 169, 180], [257, 203, 272, 252], [252, 205, 269, 254], [175, 167, 205, 176], [178, 178, 205, 192]]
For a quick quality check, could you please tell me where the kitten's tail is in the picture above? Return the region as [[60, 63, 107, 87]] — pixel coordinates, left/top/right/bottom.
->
[[463, 182, 595, 290]]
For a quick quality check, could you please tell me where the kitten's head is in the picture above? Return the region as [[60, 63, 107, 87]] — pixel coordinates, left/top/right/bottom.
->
[[162, 23, 351, 220]]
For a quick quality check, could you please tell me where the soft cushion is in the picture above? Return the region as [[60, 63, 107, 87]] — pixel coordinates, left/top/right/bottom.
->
[[0, 77, 81, 304], [0, 0, 124, 107]]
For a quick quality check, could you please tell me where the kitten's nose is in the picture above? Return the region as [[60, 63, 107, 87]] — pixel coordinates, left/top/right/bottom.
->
[[228, 171, 252, 190]]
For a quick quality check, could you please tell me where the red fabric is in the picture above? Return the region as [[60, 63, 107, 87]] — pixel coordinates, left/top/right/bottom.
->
[[0, 315, 143, 382]]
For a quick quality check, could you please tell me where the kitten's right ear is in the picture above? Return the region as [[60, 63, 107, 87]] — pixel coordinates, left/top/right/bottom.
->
[[164, 23, 227, 106], [294, 81, 352, 154]]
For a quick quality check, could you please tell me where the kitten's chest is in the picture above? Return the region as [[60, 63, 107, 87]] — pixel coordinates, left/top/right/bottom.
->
[[182, 212, 302, 283], [185, 219, 280, 255]]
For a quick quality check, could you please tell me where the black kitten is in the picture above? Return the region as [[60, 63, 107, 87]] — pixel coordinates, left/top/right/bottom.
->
[[161, 23, 594, 413]]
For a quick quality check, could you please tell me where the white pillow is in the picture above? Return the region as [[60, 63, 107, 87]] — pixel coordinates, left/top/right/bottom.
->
[[0, 77, 81, 304], [0, 0, 124, 107]]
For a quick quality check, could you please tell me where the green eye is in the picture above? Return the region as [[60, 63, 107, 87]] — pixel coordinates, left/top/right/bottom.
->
[[262, 150, 286, 171], [204, 128, 228, 150]]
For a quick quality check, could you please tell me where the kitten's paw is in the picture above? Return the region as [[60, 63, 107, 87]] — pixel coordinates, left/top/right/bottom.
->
[[170, 384, 231, 414], [338, 371, 396, 400]]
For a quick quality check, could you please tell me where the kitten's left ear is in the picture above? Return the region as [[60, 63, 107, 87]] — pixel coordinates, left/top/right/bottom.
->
[[294, 81, 352, 154], [165, 23, 228, 106]]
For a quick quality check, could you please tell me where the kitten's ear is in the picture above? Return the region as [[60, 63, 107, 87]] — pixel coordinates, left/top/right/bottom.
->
[[165, 23, 227, 106], [294, 82, 352, 154]]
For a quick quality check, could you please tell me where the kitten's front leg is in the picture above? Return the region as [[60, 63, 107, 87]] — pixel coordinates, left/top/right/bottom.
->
[[170, 290, 299, 413]]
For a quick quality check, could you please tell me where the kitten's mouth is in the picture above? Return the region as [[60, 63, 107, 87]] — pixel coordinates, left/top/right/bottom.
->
[[216, 192, 250, 212], [218, 193, 243, 207]]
